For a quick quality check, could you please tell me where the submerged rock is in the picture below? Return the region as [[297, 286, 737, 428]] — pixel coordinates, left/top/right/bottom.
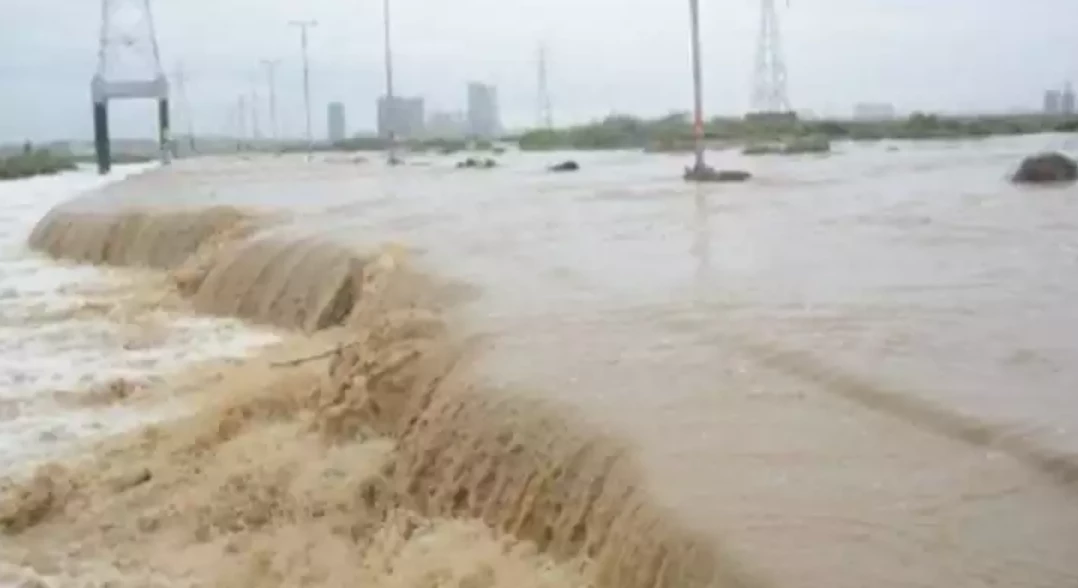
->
[[548, 160, 580, 172], [456, 157, 497, 169], [1012, 152, 1078, 184], [683, 165, 752, 183]]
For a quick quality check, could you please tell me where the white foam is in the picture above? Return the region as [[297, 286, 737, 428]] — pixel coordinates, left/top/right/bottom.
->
[[0, 165, 280, 475]]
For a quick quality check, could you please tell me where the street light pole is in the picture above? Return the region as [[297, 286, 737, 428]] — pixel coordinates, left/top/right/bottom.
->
[[260, 59, 281, 142], [290, 20, 317, 157], [688, 0, 706, 172], [250, 75, 262, 142], [383, 0, 400, 164]]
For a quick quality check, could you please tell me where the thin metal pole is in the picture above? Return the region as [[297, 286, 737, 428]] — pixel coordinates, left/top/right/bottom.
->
[[261, 59, 281, 141], [237, 94, 247, 149], [174, 61, 196, 153], [538, 42, 553, 129], [250, 76, 262, 141], [290, 20, 317, 156], [688, 0, 706, 170], [383, 0, 398, 163]]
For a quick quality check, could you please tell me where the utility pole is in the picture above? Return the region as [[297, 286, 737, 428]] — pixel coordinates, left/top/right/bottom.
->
[[290, 20, 317, 156], [382, 0, 400, 164], [537, 42, 553, 129], [250, 73, 262, 143], [237, 94, 248, 149], [261, 59, 281, 141], [687, 0, 707, 172], [174, 61, 196, 154]]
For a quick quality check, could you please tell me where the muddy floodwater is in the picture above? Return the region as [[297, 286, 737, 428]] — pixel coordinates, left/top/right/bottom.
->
[[5, 134, 1078, 588]]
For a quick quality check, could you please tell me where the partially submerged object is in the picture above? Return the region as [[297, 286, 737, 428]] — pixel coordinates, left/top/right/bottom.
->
[[456, 157, 497, 169], [782, 135, 831, 154], [548, 160, 580, 172], [1012, 152, 1078, 184], [743, 135, 831, 156], [683, 164, 751, 183]]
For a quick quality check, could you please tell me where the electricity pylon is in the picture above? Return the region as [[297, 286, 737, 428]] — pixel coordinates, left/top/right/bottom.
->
[[92, 0, 170, 173], [751, 0, 792, 114]]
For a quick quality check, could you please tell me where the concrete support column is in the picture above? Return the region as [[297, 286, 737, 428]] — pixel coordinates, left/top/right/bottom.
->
[[158, 97, 171, 163], [93, 101, 111, 175]]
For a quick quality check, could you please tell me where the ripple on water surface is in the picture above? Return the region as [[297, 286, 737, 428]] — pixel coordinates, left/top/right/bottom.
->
[[2, 141, 1078, 588]]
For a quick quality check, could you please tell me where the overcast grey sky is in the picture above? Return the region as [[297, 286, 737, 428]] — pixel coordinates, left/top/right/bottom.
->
[[2, 0, 1076, 142]]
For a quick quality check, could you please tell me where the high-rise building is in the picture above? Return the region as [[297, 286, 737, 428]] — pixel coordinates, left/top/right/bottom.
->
[[467, 82, 501, 139], [1044, 89, 1062, 115], [1062, 83, 1076, 116], [327, 102, 347, 143], [377, 96, 425, 139]]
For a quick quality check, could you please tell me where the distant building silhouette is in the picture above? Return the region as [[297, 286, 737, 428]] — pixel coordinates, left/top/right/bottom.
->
[[327, 102, 346, 143], [467, 82, 501, 139], [426, 110, 467, 139], [377, 95, 425, 139], [853, 102, 896, 121], [1044, 89, 1062, 115], [1062, 83, 1076, 116]]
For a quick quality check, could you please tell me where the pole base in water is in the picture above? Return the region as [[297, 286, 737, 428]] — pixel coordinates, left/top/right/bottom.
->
[[683, 164, 752, 183]]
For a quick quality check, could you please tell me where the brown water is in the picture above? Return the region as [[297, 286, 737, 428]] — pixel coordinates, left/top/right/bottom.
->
[[8, 136, 1078, 587]]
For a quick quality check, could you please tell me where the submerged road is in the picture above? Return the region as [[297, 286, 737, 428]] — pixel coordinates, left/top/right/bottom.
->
[[61, 135, 1078, 587]]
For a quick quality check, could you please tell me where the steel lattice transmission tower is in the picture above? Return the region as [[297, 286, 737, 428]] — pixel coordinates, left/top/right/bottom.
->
[[92, 0, 171, 173], [751, 0, 792, 114]]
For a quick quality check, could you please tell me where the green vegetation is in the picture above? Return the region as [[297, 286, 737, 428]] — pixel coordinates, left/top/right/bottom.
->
[[0, 146, 77, 180], [517, 112, 1078, 152], [744, 135, 831, 156]]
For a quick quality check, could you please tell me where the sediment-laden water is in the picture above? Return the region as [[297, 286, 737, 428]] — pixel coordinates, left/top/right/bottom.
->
[[2, 136, 1078, 588]]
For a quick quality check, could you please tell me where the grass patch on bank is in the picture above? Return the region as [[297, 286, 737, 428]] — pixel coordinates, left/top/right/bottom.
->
[[0, 149, 77, 181]]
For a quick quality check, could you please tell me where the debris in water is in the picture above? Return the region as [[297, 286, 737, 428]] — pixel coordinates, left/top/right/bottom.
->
[[1012, 152, 1078, 184], [683, 165, 751, 183], [456, 158, 498, 169], [548, 160, 580, 172]]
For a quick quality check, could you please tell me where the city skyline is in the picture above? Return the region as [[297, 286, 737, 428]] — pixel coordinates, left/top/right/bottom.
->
[[3, 0, 1077, 142]]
